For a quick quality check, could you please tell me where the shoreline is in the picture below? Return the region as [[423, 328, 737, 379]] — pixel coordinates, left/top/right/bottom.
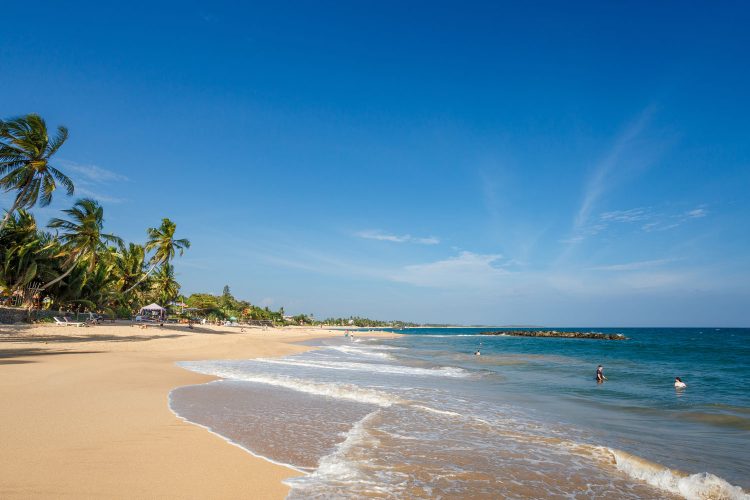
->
[[167, 395, 310, 475], [0, 322, 397, 498]]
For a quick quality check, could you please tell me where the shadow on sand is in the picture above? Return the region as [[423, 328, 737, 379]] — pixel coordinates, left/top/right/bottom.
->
[[0, 347, 104, 364]]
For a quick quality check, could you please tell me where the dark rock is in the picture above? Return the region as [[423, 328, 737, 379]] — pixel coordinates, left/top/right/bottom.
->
[[479, 330, 627, 340]]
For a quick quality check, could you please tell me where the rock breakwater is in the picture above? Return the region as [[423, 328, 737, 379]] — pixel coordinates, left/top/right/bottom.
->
[[480, 330, 627, 340]]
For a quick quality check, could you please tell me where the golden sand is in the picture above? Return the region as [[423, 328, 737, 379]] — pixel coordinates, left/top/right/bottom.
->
[[0, 322, 395, 499]]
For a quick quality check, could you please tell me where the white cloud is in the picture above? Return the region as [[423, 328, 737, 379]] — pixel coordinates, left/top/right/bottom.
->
[[588, 258, 673, 272], [559, 235, 585, 244], [50, 160, 129, 204], [570, 204, 711, 235], [617, 272, 690, 290], [571, 108, 654, 238], [356, 230, 439, 245], [600, 208, 651, 223], [75, 187, 127, 204], [641, 221, 680, 232], [391, 251, 508, 288], [686, 207, 708, 218], [640, 205, 709, 232], [414, 236, 440, 245], [58, 160, 129, 183]]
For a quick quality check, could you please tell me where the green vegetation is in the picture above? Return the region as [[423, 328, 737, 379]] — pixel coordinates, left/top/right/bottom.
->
[[0, 114, 190, 316], [0, 113, 73, 232], [320, 316, 419, 328], [0, 113, 417, 326], [183, 286, 286, 324]]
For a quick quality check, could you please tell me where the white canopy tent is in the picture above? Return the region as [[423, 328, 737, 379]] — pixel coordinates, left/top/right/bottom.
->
[[138, 303, 166, 320]]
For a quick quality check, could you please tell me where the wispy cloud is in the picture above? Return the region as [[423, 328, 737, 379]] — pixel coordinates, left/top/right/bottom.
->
[[75, 187, 126, 204], [391, 251, 509, 288], [640, 205, 710, 232], [59, 160, 129, 183], [588, 258, 674, 272], [600, 208, 651, 223], [234, 240, 390, 280], [616, 271, 691, 290], [572, 108, 654, 236], [641, 221, 680, 232], [567, 204, 711, 236], [561, 107, 662, 251], [356, 229, 439, 245], [686, 207, 708, 218], [55, 159, 129, 204]]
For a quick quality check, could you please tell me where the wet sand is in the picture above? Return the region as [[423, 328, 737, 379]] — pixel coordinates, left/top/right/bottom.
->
[[0, 322, 395, 499]]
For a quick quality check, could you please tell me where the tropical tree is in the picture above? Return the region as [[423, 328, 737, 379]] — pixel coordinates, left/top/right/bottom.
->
[[0, 209, 57, 293], [41, 198, 123, 290], [47, 264, 93, 311], [78, 256, 121, 312], [124, 218, 190, 294], [0, 114, 74, 232], [115, 243, 149, 302], [151, 263, 180, 305]]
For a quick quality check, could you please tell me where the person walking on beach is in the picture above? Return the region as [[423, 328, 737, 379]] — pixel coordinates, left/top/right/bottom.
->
[[596, 365, 605, 383]]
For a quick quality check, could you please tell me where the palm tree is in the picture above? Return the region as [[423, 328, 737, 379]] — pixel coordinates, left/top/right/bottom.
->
[[41, 198, 123, 290], [79, 260, 121, 312], [151, 263, 180, 305], [116, 243, 148, 298], [0, 209, 54, 292], [124, 218, 190, 294], [0, 114, 74, 232]]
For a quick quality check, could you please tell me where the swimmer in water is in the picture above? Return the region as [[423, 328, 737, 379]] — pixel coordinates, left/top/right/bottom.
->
[[674, 377, 687, 389], [475, 350, 481, 356], [596, 364, 605, 383]]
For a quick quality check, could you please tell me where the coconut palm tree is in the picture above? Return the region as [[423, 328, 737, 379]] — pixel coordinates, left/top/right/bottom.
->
[[79, 259, 121, 312], [124, 218, 190, 294], [0, 209, 55, 293], [0, 114, 74, 232], [116, 243, 147, 291], [151, 263, 180, 305], [41, 198, 123, 290]]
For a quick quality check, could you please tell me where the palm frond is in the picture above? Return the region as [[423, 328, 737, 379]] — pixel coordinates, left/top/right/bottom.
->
[[39, 174, 55, 206], [46, 126, 68, 156], [47, 165, 75, 195]]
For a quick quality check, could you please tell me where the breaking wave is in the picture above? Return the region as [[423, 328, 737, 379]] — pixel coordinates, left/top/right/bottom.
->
[[608, 449, 749, 500]]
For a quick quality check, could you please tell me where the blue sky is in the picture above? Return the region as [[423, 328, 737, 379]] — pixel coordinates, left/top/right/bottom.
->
[[1, 2, 749, 326]]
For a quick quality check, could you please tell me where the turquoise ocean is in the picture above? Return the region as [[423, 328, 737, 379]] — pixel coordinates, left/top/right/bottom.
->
[[170, 327, 749, 499]]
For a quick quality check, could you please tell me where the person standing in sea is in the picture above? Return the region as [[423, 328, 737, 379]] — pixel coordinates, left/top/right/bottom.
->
[[596, 365, 605, 383]]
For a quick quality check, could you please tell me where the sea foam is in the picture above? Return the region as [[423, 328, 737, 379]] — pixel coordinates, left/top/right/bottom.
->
[[327, 345, 395, 359], [609, 449, 749, 500], [253, 357, 469, 378], [177, 361, 399, 407], [284, 411, 390, 498]]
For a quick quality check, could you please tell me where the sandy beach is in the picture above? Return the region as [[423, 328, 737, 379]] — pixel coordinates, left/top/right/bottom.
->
[[0, 322, 396, 499]]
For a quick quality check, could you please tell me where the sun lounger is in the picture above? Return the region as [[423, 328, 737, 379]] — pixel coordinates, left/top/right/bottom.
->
[[53, 316, 85, 327]]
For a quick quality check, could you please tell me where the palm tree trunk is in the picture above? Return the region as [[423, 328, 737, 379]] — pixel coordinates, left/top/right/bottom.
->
[[0, 194, 22, 233], [40, 259, 79, 290], [122, 261, 160, 295]]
